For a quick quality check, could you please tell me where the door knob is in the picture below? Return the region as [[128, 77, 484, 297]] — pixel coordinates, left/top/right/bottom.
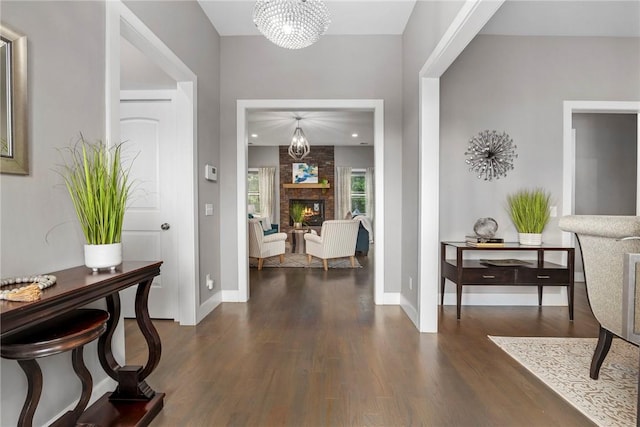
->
[[161, 223, 170, 230]]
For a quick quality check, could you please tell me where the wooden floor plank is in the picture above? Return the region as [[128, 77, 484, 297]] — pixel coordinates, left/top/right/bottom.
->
[[126, 253, 599, 426]]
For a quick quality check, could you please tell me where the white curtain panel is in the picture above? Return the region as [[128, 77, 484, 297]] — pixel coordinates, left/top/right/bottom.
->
[[258, 167, 276, 223], [365, 167, 374, 222], [335, 166, 352, 219]]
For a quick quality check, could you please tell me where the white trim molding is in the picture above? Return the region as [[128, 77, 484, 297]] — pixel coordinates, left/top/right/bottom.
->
[[561, 100, 640, 248], [106, 1, 199, 325], [417, 0, 504, 333]]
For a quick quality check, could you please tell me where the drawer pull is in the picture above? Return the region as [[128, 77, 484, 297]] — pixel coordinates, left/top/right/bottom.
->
[[482, 275, 495, 279], [537, 275, 551, 279]]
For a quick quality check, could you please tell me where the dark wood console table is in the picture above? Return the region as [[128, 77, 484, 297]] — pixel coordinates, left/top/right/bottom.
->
[[0, 261, 164, 426], [441, 242, 575, 320]]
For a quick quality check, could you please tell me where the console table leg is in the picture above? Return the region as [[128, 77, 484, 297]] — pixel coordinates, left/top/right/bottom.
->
[[456, 284, 463, 320], [98, 293, 121, 381], [537, 286, 543, 306], [16, 359, 42, 427], [568, 284, 575, 321], [440, 276, 446, 306]]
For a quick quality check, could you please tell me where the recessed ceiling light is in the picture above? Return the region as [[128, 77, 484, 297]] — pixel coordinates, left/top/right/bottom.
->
[[351, 133, 358, 138], [251, 133, 258, 138]]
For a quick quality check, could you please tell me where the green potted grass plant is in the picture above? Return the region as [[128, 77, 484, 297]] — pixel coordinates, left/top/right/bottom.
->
[[290, 202, 306, 229], [58, 136, 133, 271], [506, 188, 551, 246]]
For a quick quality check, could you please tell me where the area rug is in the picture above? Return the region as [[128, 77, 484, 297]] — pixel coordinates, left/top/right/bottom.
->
[[489, 336, 638, 426], [249, 253, 362, 269]]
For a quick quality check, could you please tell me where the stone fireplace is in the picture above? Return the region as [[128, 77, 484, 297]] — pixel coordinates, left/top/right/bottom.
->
[[289, 199, 325, 226], [279, 146, 335, 233]]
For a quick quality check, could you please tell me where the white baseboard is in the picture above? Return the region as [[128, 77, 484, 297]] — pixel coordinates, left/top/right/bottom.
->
[[222, 289, 243, 302], [197, 291, 222, 323], [47, 376, 116, 425], [575, 272, 585, 282], [381, 292, 400, 305], [442, 287, 569, 306], [400, 293, 419, 329]]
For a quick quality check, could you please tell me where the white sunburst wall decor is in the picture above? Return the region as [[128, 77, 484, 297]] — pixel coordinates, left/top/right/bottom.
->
[[464, 130, 518, 181]]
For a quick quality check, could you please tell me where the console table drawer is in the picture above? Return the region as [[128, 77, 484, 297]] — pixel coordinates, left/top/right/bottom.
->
[[463, 269, 516, 284], [518, 268, 570, 284]]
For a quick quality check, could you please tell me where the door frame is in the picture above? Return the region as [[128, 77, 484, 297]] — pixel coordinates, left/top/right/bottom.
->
[[106, 1, 199, 325], [236, 99, 385, 303], [417, 0, 504, 332], [561, 100, 640, 248]]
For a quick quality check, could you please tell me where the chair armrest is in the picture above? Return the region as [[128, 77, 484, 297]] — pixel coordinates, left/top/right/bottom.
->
[[264, 232, 287, 243], [304, 233, 322, 244]]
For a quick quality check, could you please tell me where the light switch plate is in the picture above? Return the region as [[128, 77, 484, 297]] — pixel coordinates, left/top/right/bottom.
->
[[205, 164, 217, 181]]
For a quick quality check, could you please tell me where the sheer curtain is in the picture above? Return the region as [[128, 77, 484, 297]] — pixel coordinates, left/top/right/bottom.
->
[[335, 166, 352, 219], [258, 167, 276, 223], [365, 167, 374, 222]]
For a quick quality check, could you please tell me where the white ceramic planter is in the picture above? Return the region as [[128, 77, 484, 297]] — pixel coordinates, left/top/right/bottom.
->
[[519, 233, 542, 246], [84, 243, 122, 272]]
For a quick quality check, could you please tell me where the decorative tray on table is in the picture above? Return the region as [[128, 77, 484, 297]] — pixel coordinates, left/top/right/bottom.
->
[[479, 259, 532, 267]]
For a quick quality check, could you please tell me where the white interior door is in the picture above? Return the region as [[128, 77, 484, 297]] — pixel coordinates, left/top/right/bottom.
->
[[120, 92, 178, 319]]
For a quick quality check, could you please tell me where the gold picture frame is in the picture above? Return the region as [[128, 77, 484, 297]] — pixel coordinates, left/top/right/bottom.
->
[[1, 23, 28, 175]]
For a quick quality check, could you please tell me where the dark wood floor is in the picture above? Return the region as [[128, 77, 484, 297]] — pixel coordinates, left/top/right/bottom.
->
[[126, 254, 599, 426]]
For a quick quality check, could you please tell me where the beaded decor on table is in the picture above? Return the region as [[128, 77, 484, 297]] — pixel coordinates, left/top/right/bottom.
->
[[0, 275, 57, 302]]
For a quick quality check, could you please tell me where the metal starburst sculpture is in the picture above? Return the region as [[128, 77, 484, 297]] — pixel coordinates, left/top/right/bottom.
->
[[465, 130, 517, 181]]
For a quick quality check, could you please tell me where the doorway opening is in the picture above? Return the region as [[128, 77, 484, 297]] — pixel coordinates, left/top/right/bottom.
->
[[237, 100, 385, 303], [562, 101, 640, 280], [106, 1, 199, 325]]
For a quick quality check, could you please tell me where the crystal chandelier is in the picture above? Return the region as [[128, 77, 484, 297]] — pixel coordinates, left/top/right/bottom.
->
[[253, 0, 331, 50], [288, 118, 311, 160]]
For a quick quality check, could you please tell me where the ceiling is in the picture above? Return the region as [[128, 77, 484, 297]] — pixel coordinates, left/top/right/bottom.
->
[[199, 0, 640, 38], [123, 1, 640, 147], [198, 0, 417, 36], [247, 110, 374, 146]]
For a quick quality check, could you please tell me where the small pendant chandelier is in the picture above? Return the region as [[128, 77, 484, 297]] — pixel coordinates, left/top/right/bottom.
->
[[288, 118, 310, 161], [253, 0, 331, 50]]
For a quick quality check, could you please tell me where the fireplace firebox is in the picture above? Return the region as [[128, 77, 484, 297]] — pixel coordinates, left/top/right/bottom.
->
[[289, 199, 325, 226]]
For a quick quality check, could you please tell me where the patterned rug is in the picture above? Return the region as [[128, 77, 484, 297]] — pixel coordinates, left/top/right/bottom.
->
[[249, 253, 362, 269], [489, 336, 638, 426]]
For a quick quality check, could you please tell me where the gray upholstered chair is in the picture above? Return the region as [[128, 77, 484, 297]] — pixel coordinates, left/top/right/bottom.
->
[[248, 219, 287, 270], [559, 215, 640, 379], [304, 220, 359, 271]]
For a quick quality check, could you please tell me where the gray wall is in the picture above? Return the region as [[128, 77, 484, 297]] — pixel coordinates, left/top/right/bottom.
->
[[124, 1, 221, 306], [0, 2, 107, 425], [0, 1, 220, 424], [219, 35, 403, 293], [574, 113, 637, 215], [440, 35, 640, 298], [334, 145, 374, 168], [400, 1, 465, 314]]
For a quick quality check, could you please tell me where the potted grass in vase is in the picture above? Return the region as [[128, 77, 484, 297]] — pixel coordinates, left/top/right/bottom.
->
[[58, 135, 133, 271], [506, 188, 551, 246], [290, 202, 305, 229]]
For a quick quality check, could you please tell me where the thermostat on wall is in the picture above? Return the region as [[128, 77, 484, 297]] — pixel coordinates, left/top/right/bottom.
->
[[205, 164, 217, 182]]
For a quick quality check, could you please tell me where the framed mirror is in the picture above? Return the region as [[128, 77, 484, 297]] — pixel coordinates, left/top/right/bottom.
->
[[1, 23, 28, 175]]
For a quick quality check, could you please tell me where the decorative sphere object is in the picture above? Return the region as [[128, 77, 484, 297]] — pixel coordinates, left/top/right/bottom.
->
[[473, 217, 498, 239]]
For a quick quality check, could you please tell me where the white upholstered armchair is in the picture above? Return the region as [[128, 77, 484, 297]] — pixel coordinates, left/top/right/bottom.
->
[[304, 220, 359, 271], [248, 219, 287, 270], [559, 215, 640, 379]]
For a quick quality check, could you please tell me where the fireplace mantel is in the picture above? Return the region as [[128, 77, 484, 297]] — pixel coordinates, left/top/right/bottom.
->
[[283, 183, 330, 189]]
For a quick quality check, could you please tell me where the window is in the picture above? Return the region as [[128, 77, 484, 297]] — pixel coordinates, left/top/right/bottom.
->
[[351, 169, 366, 214], [247, 169, 260, 211]]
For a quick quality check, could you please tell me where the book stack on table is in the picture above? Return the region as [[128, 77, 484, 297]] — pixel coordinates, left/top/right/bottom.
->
[[465, 235, 505, 247]]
